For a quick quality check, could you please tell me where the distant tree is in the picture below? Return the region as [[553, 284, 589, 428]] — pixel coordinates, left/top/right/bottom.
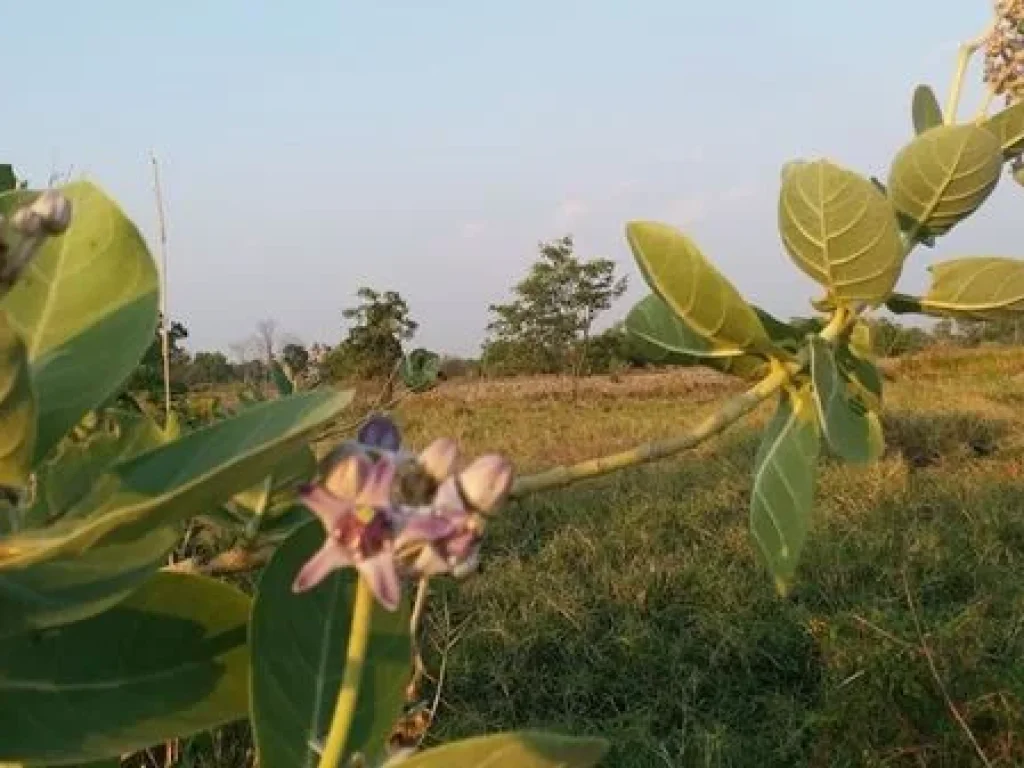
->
[[282, 342, 310, 376], [185, 351, 235, 385], [483, 235, 627, 376], [123, 315, 189, 394], [323, 288, 418, 380], [866, 318, 932, 357], [253, 319, 279, 366]]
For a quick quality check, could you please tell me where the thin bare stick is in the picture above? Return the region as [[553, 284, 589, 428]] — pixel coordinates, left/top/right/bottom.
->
[[901, 570, 993, 767], [406, 577, 431, 702], [150, 152, 172, 426]]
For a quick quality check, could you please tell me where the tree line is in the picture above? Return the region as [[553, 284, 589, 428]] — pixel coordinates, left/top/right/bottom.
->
[[130, 235, 1024, 394]]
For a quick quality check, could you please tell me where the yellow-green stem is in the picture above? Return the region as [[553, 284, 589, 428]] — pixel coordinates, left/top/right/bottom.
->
[[510, 361, 793, 498], [318, 578, 375, 768], [945, 25, 993, 124], [510, 308, 852, 499]]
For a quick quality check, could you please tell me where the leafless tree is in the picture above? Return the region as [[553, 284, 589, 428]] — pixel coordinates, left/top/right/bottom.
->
[[254, 319, 279, 365]]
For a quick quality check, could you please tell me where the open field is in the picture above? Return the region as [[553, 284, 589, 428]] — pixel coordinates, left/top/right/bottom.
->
[[163, 347, 1024, 767], [382, 348, 1024, 767]]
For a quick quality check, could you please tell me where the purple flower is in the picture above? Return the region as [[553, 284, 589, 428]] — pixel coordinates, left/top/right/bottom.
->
[[292, 453, 404, 610], [292, 415, 515, 611]]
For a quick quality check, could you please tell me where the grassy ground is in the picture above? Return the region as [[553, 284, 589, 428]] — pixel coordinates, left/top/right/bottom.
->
[[386, 349, 1024, 767], [153, 348, 1024, 767]]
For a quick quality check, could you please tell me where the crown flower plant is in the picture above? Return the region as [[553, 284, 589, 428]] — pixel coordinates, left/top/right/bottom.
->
[[2, 6, 1024, 768], [293, 414, 513, 609]]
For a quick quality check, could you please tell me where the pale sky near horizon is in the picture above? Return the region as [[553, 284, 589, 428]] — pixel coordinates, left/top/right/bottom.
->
[[6, 1, 1017, 357]]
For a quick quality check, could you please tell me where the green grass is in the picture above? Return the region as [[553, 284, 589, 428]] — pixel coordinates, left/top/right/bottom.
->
[[394, 354, 1024, 767], [152, 350, 1024, 766]]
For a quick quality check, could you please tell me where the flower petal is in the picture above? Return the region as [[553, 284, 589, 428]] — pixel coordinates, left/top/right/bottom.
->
[[300, 485, 355, 528], [324, 453, 371, 500], [358, 415, 401, 451], [433, 476, 465, 512], [358, 456, 397, 507], [292, 541, 354, 593], [358, 554, 402, 611], [394, 510, 456, 550]]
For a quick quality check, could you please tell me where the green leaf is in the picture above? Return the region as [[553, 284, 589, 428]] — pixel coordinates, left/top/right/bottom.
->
[[625, 221, 770, 355], [887, 124, 1002, 236], [779, 159, 904, 305], [624, 294, 768, 380], [749, 385, 820, 595], [232, 445, 316, 519], [0, 311, 35, 491], [0, 520, 179, 639], [0, 182, 160, 464], [0, 572, 250, 766], [983, 100, 1024, 158], [396, 731, 609, 768], [809, 337, 884, 464], [0, 166, 17, 194], [912, 84, 944, 134], [400, 348, 442, 392], [1014, 162, 1024, 188], [270, 360, 293, 396], [251, 521, 410, 768], [915, 257, 1024, 320], [19, 409, 168, 531], [836, 344, 882, 413], [0, 388, 353, 572]]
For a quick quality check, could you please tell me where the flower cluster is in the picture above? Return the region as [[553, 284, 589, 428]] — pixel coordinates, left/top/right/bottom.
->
[[985, 0, 1024, 103], [292, 415, 513, 610]]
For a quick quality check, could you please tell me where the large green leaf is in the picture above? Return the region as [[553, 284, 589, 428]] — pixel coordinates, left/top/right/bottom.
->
[[983, 100, 1024, 158], [396, 731, 609, 768], [251, 521, 410, 768], [911, 84, 943, 134], [749, 385, 820, 595], [0, 572, 250, 765], [625, 221, 770, 355], [19, 409, 168, 531], [887, 124, 1002, 236], [0, 410, 178, 638], [624, 294, 769, 380], [809, 337, 883, 464], [779, 159, 904, 305], [232, 444, 317, 521], [0, 182, 160, 464], [0, 519, 179, 639], [914, 257, 1024, 320], [0, 388, 353, 571], [270, 360, 293, 396], [0, 311, 35, 491], [400, 348, 442, 392]]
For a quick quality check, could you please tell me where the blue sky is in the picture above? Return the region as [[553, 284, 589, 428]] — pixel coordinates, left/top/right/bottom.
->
[[5, 1, 1014, 356]]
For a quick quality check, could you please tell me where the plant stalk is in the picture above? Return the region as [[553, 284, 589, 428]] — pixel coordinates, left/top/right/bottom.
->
[[510, 361, 792, 498], [150, 153, 172, 426], [945, 24, 994, 124], [318, 578, 375, 768], [510, 309, 851, 499]]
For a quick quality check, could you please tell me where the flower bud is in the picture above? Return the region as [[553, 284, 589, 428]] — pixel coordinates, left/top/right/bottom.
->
[[417, 437, 457, 482], [457, 454, 512, 513], [358, 414, 401, 452], [29, 190, 72, 235]]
